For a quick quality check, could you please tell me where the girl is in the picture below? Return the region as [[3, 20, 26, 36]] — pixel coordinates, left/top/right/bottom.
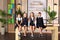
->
[[15, 14, 22, 36], [22, 13, 28, 37], [36, 12, 46, 37], [29, 12, 35, 37]]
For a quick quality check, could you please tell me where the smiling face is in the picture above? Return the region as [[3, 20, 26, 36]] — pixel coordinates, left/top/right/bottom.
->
[[23, 13, 27, 18], [30, 12, 34, 18], [17, 14, 21, 18]]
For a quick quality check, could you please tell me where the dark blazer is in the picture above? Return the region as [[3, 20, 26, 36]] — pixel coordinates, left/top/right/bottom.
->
[[30, 18, 35, 26], [22, 17, 28, 26], [36, 17, 46, 28]]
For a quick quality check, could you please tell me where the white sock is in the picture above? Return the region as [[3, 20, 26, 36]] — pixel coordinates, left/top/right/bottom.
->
[[24, 35, 26, 36], [18, 32, 21, 35], [31, 34, 33, 37]]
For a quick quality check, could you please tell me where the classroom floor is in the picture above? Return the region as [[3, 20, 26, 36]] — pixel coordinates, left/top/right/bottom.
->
[[0, 33, 60, 40]]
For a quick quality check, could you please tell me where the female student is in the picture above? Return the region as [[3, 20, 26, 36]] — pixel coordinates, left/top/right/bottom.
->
[[36, 12, 46, 37], [15, 14, 22, 36], [29, 12, 35, 37], [22, 13, 28, 37]]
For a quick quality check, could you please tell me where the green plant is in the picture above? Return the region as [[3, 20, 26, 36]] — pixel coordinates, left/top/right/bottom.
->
[[0, 10, 7, 24], [7, 14, 15, 24], [0, 10, 12, 27], [16, 8, 24, 17], [45, 6, 57, 23]]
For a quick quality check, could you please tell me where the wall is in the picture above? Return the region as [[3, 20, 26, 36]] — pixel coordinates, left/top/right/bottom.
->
[[16, 0, 27, 13], [58, 0, 60, 24], [22, 0, 27, 13], [0, 0, 4, 10], [22, 0, 59, 24]]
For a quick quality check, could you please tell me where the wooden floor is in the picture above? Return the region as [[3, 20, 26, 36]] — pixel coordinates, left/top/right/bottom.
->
[[0, 33, 60, 40]]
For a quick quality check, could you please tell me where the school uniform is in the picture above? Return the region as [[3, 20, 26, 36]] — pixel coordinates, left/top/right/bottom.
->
[[21, 17, 28, 27], [36, 17, 46, 28], [15, 17, 22, 29], [30, 17, 35, 26]]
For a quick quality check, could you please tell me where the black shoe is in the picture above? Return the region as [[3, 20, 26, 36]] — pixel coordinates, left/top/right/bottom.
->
[[39, 34, 44, 37], [23, 35, 27, 37], [31, 35, 34, 39], [18, 35, 21, 40], [18, 34, 20, 37], [40, 34, 44, 37], [18, 34, 21, 37]]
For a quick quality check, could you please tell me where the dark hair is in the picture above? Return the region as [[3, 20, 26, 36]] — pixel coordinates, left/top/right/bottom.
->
[[29, 12, 35, 19], [17, 13, 21, 17], [38, 12, 41, 14]]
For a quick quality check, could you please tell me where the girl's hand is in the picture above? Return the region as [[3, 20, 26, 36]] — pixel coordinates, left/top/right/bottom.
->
[[18, 24, 20, 27], [28, 18, 30, 21], [16, 20, 18, 24]]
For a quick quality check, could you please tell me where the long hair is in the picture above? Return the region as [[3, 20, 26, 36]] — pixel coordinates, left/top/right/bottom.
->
[[23, 13, 28, 18], [29, 12, 35, 20]]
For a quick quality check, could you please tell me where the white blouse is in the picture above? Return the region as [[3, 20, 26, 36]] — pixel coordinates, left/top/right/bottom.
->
[[31, 17, 34, 20], [16, 17, 22, 21]]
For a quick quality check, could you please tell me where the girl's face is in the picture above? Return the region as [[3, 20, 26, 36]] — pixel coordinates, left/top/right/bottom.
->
[[38, 13, 41, 17], [30, 13, 34, 17], [23, 13, 27, 17], [17, 14, 21, 18]]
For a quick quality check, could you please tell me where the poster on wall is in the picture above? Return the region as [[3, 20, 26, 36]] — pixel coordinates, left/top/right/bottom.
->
[[28, 0, 47, 23]]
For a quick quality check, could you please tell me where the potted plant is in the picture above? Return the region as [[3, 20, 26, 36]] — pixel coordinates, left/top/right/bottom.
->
[[44, 6, 57, 26], [45, 6, 57, 26], [0, 10, 8, 35]]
